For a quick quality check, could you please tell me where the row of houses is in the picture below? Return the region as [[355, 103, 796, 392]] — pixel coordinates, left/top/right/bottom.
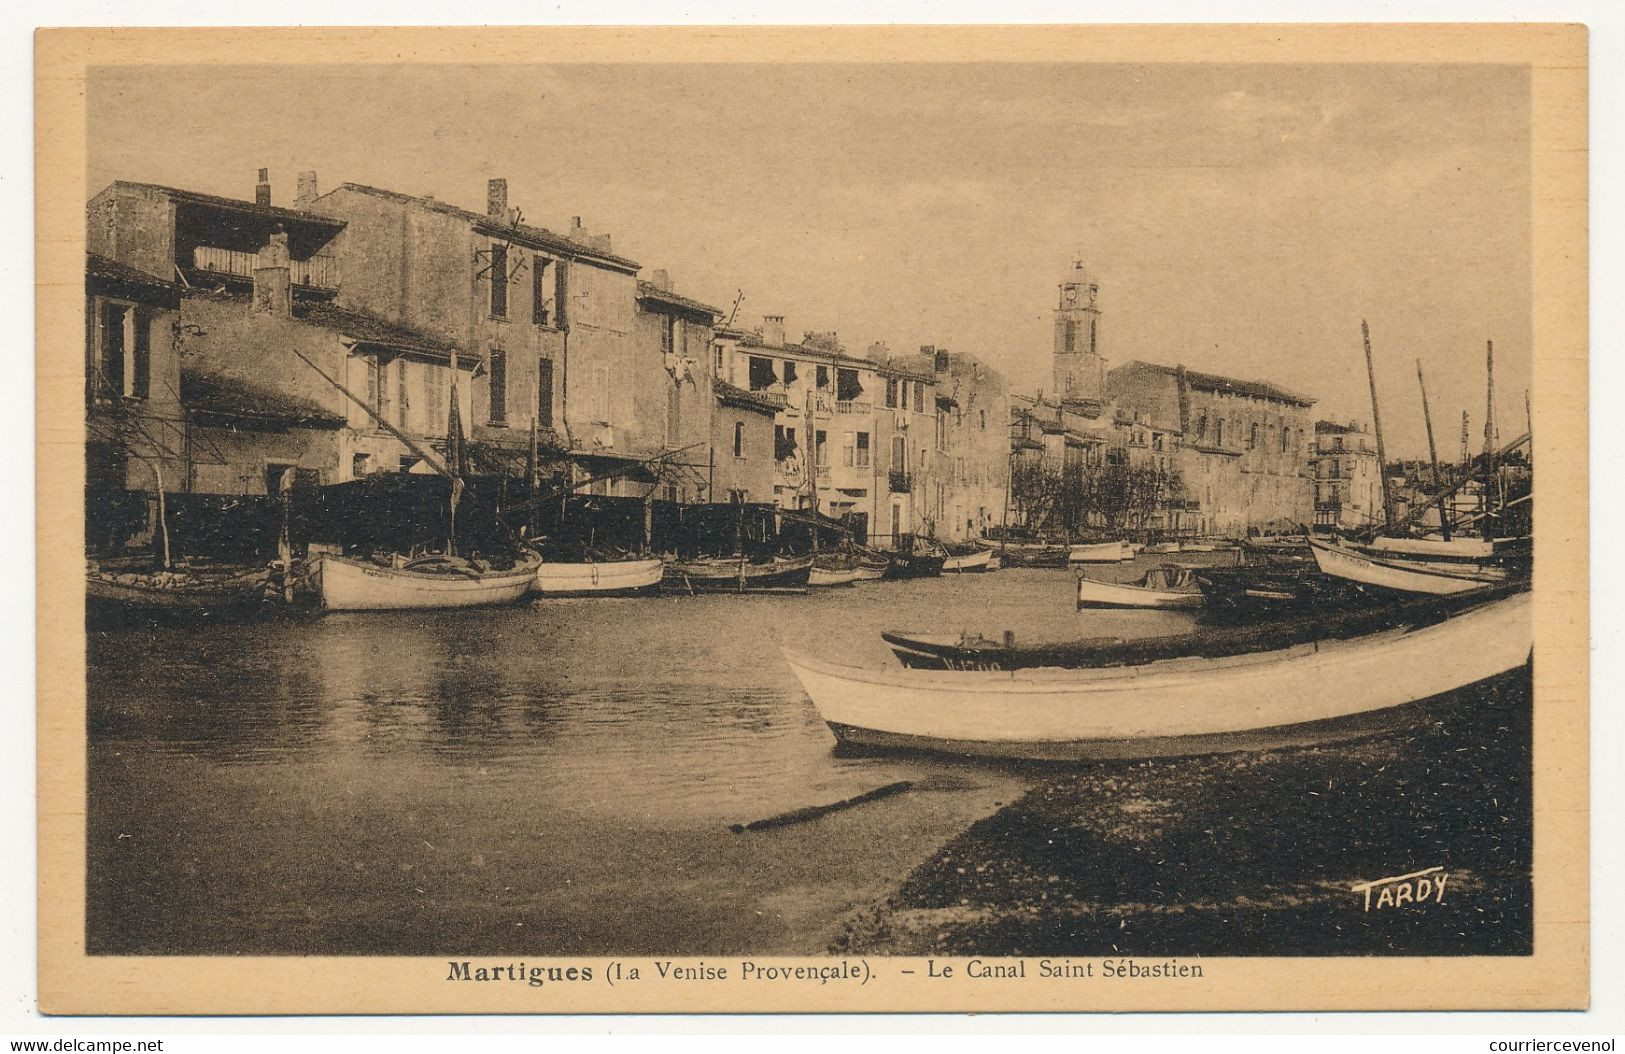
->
[[1007, 261, 1323, 538], [85, 170, 1010, 552]]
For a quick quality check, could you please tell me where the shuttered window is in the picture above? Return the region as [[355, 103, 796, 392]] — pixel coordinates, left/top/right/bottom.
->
[[488, 349, 507, 425], [489, 244, 508, 317], [537, 359, 554, 428]]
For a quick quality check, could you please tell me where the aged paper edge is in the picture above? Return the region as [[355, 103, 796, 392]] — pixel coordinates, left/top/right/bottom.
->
[[34, 23, 1590, 1015]]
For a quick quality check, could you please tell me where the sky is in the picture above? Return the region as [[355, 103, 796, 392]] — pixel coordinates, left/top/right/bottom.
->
[[87, 61, 1531, 458]]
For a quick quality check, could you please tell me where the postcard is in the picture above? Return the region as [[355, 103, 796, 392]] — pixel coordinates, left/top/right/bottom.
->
[[35, 23, 1588, 1014]]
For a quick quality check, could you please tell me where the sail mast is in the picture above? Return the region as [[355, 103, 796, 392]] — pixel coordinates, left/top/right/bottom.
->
[[1361, 320, 1395, 533], [1415, 359, 1450, 541]]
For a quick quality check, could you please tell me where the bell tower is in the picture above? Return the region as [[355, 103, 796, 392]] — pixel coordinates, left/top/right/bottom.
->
[[1053, 259, 1104, 402]]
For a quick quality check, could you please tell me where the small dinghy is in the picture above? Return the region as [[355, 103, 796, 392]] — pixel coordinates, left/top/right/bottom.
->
[[809, 564, 864, 587], [941, 548, 994, 574], [665, 554, 814, 593], [1310, 538, 1506, 596], [86, 566, 275, 624], [1075, 564, 1203, 610], [1068, 541, 1131, 563], [532, 556, 664, 597], [307, 552, 541, 612], [788, 589, 1531, 761]]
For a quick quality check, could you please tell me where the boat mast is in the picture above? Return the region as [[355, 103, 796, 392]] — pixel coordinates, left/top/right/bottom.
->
[[1361, 320, 1396, 533], [1483, 340, 1498, 531], [1415, 359, 1450, 541]]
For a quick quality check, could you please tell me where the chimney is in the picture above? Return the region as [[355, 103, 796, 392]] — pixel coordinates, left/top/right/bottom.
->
[[866, 340, 889, 363], [651, 269, 671, 292], [761, 315, 785, 348], [295, 171, 319, 209], [933, 348, 950, 373], [255, 168, 271, 207], [252, 226, 292, 317], [487, 178, 508, 219]]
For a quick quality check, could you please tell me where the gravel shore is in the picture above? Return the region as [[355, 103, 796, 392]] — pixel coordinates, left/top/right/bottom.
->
[[834, 667, 1532, 957]]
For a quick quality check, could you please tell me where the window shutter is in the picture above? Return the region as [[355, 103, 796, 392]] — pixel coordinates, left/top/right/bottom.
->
[[131, 308, 150, 400]]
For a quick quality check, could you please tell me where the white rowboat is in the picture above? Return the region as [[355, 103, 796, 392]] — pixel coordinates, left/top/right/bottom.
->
[[809, 565, 864, 587], [1076, 566, 1204, 610], [1068, 541, 1131, 563], [783, 590, 1530, 761], [1365, 535, 1494, 560], [532, 557, 664, 597], [311, 553, 540, 612], [942, 549, 994, 573], [1309, 538, 1503, 596]]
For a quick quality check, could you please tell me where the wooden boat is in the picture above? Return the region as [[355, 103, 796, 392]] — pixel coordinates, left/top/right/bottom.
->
[[1180, 542, 1218, 553], [86, 568, 273, 624], [1363, 535, 1494, 561], [881, 583, 1521, 672], [884, 549, 946, 579], [531, 556, 663, 597], [1193, 565, 1360, 617], [985, 553, 1002, 571], [665, 554, 814, 593], [790, 589, 1530, 761], [941, 548, 994, 574], [1144, 541, 1182, 555], [1075, 564, 1203, 610], [809, 565, 863, 587], [1310, 538, 1506, 596], [1068, 541, 1131, 563], [853, 555, 889, 581], [307, 552, 541, 612]]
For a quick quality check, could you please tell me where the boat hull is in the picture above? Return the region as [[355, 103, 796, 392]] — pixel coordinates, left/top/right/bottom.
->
[[1068, 541, 1130, 563], [1075, 574, 1203, 609], [665, 557, 813, 593], [1310, 538, 1499, 595], [531, 558, 664, 597], [86, 575, 270, 624], [788, 590, 1531, 761], [942, 550, 993, 573], [809, 566, 863, 587], [313, 555, 539, 612]]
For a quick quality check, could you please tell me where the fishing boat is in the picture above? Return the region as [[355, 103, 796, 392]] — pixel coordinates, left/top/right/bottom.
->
[[531, 556, 664, 597], [306, 552, 541, 612], [880, 582, 1520, 671], [852, 554, 890, 581], [1068, 541, 1131, 563], [941, 548, 994, 574], [884, 548, 947, 579], [1143, 541, 1182, 555], [1362, 535, 1494, 561], [665, 554, 814, 593], [86, 566, 275, 624], [1075, 564, 1203, 610], [1193, 564, 1359, 617], [985, 553, 1002, 571], [809, 564, 863, 587], [788, 589, 1530, 761], [1180, 542, 1219, 553], [1309, 537, 1506, 596]]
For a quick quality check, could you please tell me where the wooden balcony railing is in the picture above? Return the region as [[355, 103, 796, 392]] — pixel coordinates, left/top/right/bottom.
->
[[191, 245, 339, 289]]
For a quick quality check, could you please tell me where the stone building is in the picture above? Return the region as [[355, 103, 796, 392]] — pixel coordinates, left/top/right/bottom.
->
[[1038, 258, 1316, 537], [1311, 419, 1383, 532], [889, 347, 1010, 542], [306, 176, 649, 489], [712, 318, 929, 545]]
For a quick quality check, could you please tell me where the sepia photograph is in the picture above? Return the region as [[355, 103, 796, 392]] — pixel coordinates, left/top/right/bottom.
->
[[33, 24, 1589, 1015]]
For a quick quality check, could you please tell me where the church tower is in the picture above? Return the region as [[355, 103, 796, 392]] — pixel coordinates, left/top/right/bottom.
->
[[1052, 259, 1105, 403]]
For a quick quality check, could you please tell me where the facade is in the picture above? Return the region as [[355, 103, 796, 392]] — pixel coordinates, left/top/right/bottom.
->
[[890, 347, 1010, 542], [712, 319, 917, 545], [1036, 258, 1316, 537], [1311, 419, 1383, 532], [307, 176, 648, 488]]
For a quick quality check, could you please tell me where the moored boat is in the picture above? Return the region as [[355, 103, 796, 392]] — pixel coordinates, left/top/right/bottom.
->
[[790, 589, 1531, 761], [531, 556, 664, 597], [1362, 535, 1494, 561], [1144, 541, 1182, 555], [884, 549, 946, 579], [307, 552, 541, 612], [665, 554, 814, 593], [1310, 537, 1506, 596], [86, 567, 276, 624], [984, 553, 1002, 571], [809, 564, 863, 587], [1075, 565, 1203, 610], [941, 548, 994, 574], [1068, 541, 1131, 563]]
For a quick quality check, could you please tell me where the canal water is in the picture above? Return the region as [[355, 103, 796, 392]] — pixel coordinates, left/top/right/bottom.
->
[[86, 560, 1222, 957]]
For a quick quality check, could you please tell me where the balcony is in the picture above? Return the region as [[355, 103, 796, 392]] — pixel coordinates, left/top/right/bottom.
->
[[888, 469, 913, 493], [834, 400, 871, 415], [190, 245, 339, 289]]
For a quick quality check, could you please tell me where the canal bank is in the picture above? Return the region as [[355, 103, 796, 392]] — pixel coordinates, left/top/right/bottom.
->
[[833, 664, 1533, 958]]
